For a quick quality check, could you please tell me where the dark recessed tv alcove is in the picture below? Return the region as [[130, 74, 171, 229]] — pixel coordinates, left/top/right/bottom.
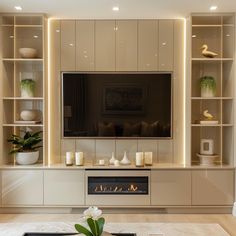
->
[[62, 72, 172, 138]]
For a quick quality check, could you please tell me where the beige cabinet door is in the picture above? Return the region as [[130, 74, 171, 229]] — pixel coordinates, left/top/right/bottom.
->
[[2, 170, 43, 205], [76, 20, 95, 71], [61, 20, 76, 71], [158, 20, 174, 71], [138, 20, 158, 71], [192, 170, 234, 205], [116, 20, 138, 71], [44, 170, 85, 205], [95, 20, 115, 71], [151, 170, 191, 205]]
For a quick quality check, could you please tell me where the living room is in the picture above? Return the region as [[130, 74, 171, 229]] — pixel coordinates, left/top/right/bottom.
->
[[0, 0, 236, 235]]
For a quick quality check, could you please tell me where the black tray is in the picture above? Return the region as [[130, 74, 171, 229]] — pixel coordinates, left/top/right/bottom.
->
[[24, 233, 136, 236]]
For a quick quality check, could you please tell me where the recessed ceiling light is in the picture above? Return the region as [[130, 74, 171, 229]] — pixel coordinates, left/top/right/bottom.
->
[[14, 6, 22, 11], [33, 35, 38, 38], [112, 6, 119, 11], [192, 35, 197, 38], [210, 5, 217, 11]]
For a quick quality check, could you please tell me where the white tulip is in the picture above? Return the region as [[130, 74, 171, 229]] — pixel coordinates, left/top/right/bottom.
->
[[83, 206, 102, 220]]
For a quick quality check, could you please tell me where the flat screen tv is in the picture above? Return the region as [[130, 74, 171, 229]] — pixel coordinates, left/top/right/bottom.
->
[[62, 72, 172, 138]]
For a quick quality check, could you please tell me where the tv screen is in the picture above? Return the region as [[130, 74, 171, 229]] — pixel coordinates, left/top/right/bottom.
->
[[62, 72, 172, 138]]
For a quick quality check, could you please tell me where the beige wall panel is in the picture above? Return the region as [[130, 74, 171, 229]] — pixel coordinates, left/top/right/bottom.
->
[[158, 20, 174, 71], [173, 19, 185, 164], [151, 170, 191, 205], [138, 20, 158, 71], [2, 170, 43, 205], [61, 139, 76, 164], [95, 20, 115, 71], [116, 20, 138, 71], [192, 170, 234, 205], [61, 20, 76, 71], [44, 170, 85, 205], [49, 20, 61, 164], [76, 20, 95, 71], [76, 139, 96, 163], [95, 139, 115, 162]]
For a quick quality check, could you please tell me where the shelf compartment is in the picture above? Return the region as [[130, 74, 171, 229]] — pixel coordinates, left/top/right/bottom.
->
[[222, 60, 234, 97], [15, 26, 43, 58], [192, 26, 221, 58], [2, 61, 14, 97], [191, 61, 221, 97], [222, 126, 234, 165], [222, 100, 233, 124], [15, 63, 43, 98], [1, 25, 14, 58], [3, 126, 44, 165], [223, 25, 235, 58], [191, 126, 221, 164], [191, 99, 221, 125], [192, 16, 222, 26], [15, 16, 43, 26]]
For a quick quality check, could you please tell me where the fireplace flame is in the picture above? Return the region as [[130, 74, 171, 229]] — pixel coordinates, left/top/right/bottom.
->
[[94, 184, 139, 193]]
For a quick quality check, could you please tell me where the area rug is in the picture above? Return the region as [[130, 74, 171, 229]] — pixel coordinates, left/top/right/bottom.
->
[[0, 222, 229, 236]]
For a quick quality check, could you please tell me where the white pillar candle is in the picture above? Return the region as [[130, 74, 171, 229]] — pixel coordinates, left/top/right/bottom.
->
[[65, 152, 74, 166], [114, 160, 120, 166], [99, 159, 105, 165], [75, 152, 84, 166], [136, 152, 144, 167], [144, 152, 153, 166]]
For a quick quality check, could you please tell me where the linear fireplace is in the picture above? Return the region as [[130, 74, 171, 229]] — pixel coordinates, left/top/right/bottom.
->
[[88, 176, 148, 195], [86, 170, 150, 206]]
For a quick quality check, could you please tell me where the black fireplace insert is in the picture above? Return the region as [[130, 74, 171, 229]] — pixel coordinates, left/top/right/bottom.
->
[[88, 176, 148, 195]]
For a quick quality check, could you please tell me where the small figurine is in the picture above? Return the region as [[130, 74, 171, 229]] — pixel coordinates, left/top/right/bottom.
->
[[203, 110, 214, 120], [200, 109, 218, 125], [201, 44, 218, 58]]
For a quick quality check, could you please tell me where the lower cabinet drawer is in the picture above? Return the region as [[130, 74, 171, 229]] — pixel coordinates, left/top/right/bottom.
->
[[2, 170, 43, 206], [44, 170, 85, 205], [192, 170, 234, 205], [151, 170, 191, 206]]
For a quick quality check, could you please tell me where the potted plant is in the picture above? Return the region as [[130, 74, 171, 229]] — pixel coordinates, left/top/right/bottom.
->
[[75, 206, 110, 236], [7, 131, 42, 165], [20, 79, 36, 97], [200, 76, 216, 97]]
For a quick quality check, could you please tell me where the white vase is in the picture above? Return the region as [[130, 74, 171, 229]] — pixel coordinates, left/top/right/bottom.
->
[[20, 110, 37, 121], [201, 87, 215, 97], [16, 151, 39, 165], [120, 151, 131, 165]]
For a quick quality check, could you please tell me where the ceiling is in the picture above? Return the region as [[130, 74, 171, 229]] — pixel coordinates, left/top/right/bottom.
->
[[0, 0, 236, 19]]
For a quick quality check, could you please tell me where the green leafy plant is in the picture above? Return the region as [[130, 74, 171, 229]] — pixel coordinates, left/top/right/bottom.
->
[[200, 76, 216, 93], [7, 131, 42, 154], [75, 207, 105, 236], [20, 79, 35, 96]]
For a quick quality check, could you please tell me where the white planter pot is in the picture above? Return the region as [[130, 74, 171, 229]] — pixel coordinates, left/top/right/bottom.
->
[[21, 88, 34, 97], [16, 151, 39, 165], [201, 87, 215, 97]]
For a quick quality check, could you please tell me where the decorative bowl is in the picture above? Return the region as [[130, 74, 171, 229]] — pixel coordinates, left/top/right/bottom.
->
[[20, 109, 37, 121], [19, 48, 37, 58]]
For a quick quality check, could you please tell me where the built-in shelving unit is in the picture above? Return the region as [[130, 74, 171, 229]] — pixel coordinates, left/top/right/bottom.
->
[[0, 14, 46, 165], [190, 14, 235, 166]]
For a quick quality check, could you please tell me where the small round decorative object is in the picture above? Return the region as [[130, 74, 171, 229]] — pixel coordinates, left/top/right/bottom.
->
[[19, 48, 37, 58], [20, 110, 37, 121]]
